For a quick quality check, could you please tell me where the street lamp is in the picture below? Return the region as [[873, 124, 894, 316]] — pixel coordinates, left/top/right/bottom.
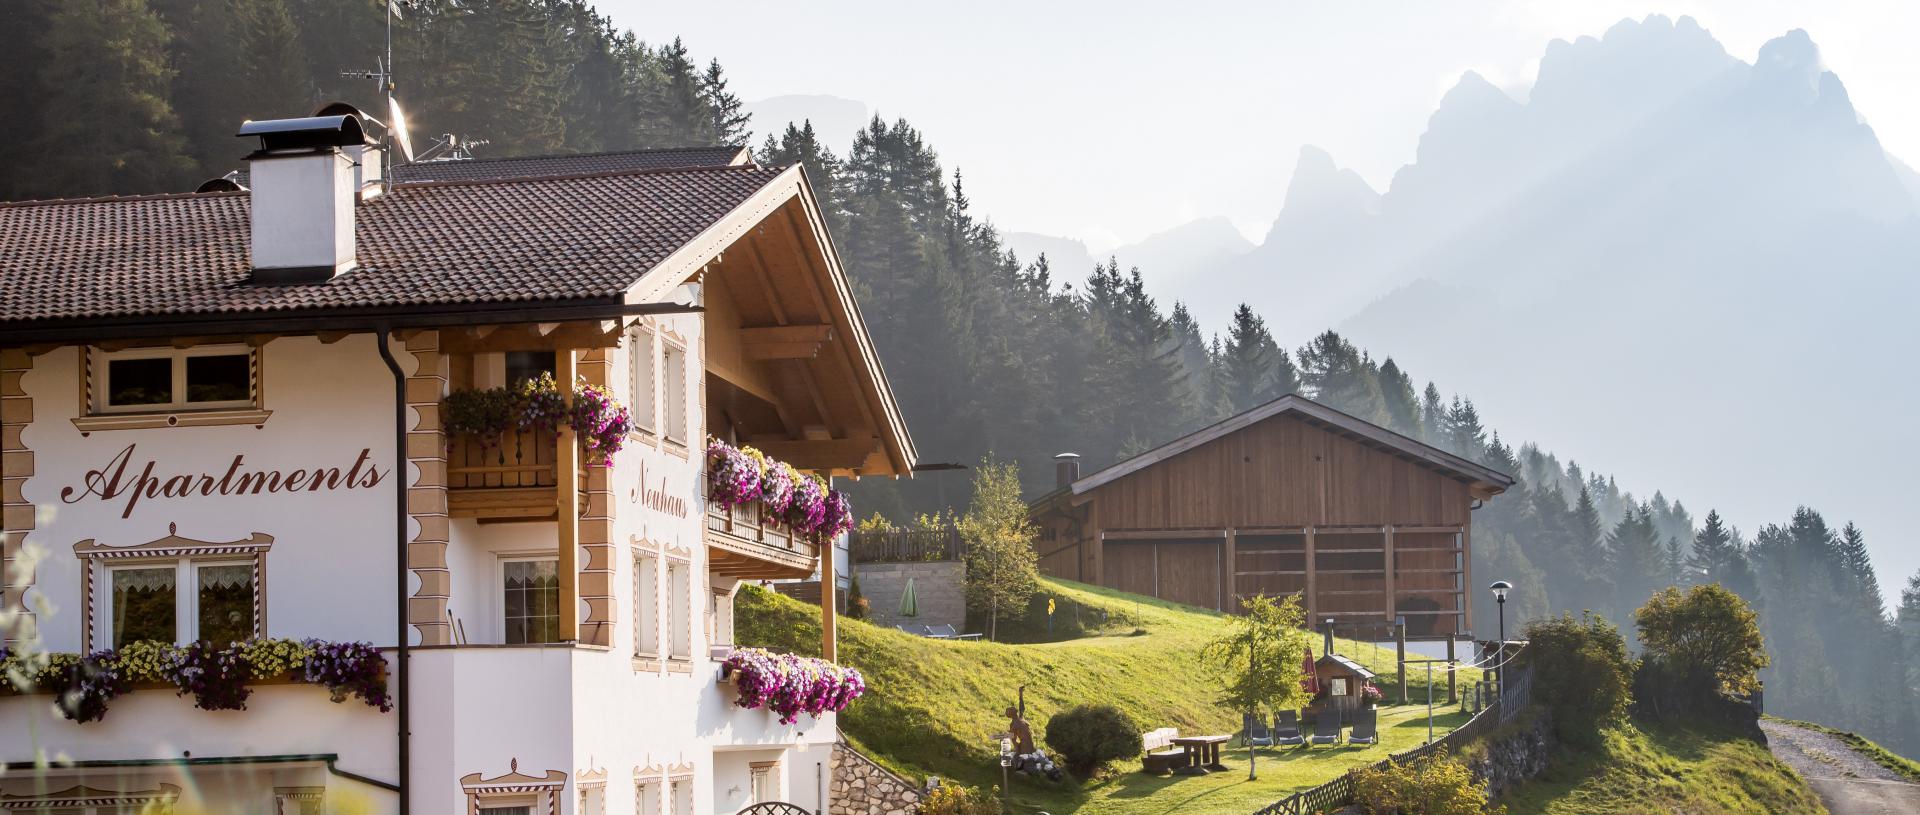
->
[[1488, 580, 1512, 695]]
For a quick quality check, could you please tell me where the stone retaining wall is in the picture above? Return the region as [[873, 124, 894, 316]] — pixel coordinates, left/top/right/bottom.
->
[[830, 740, 921, 815], [1467, 707, 1555, 802]]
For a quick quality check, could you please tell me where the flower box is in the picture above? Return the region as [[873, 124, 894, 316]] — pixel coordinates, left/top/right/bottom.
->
[[719, 647, 864, 724]]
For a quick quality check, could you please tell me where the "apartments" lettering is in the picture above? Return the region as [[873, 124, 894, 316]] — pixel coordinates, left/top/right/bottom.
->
[[60, 443, 387, 519]]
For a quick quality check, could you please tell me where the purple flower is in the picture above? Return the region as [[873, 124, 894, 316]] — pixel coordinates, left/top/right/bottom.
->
[[722, 647, 866, 724]]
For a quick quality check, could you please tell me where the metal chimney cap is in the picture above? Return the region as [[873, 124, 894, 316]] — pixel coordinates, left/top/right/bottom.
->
[[238, 115, 367, 152], [1053, 452, 1081, 460]]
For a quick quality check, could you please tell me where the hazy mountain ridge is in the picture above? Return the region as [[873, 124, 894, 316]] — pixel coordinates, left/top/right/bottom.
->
[[1216, 14, 1920, 598]]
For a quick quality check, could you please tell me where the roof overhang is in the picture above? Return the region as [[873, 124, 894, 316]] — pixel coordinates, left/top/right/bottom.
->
[[1065, 394, 1515, 502], [623, 164, 917, 478]]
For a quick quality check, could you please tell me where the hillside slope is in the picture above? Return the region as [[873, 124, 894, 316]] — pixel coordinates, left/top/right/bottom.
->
[[736, 577, 1473, 812], [1501, 721, 1827, 814]]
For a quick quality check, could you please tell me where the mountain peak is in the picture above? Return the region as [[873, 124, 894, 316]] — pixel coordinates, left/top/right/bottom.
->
[[1280, 145, 1379, 215]]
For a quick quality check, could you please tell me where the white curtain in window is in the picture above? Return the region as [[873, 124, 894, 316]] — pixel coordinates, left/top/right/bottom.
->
[[114, 567, 176, 591], [198, 564, 250, 590]]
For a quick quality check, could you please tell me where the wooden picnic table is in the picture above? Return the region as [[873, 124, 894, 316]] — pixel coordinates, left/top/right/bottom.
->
[[1170, 734, 1231, 774]]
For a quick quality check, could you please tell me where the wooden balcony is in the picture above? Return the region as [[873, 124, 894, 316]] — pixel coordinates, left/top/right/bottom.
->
[[706, 499, 818, 580], [447, 427, 582, 520]]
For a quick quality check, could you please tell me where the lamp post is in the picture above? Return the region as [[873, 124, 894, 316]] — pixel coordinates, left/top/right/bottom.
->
[[1488, 580, 1511, 696]]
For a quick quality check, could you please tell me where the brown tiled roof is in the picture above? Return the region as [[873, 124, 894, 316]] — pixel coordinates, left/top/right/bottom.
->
[[0, 164, 787, 326], [231, 145, 750, 187]]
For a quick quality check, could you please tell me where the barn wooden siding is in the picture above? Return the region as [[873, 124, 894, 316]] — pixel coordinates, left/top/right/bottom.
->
[[1035, 411, 1478, 638]]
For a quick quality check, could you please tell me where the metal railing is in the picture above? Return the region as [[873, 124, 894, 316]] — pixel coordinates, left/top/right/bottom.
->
[[1249, 662, 1533, 815], [849, 527, 964, 563]]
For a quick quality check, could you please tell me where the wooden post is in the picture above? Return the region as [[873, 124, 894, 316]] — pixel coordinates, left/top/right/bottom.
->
[[1395, 617, 1408, 706], [1304, 527, 1318, 623], [1446, 635, 1458, 705], [556, 348, 580, 643], [821, 536, 839, 661], [1383, 525, 1396, 628], [1222, 529, 1237, 612]]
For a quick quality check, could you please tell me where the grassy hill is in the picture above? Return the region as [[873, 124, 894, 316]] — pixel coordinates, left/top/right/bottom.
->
[[1498, 721, 1827, 814], [736, 576, 1480, 814]]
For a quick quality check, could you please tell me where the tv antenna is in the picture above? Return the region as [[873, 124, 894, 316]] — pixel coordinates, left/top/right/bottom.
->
[[339, 2, 410, 95]]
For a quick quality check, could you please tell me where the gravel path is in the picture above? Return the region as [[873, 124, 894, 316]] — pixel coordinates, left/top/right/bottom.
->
[[1760, 720, 1920, 815]]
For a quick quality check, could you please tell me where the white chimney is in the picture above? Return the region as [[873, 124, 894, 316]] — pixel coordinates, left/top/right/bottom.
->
[[238, 115, 368, 284]]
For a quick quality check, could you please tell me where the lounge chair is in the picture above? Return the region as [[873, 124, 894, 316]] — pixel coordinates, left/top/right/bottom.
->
[[1272, 710, 1305, 746], [1309, 711, 1342, 746], [1243, 713, 1273, 747], [1347, 708, 1379, 745]]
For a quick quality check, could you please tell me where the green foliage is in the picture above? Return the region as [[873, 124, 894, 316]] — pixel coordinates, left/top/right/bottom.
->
[[1043, 704, 1142, 778], [1351, 754, 1501, 815], [917, 784, 1001, 815], [1634, 584, 1767, 699], [958, 457, 1039, 640], [1502, 721, 1824, 815], [1200, 593, 1310, 717], [1523, 612, 1633, 746]]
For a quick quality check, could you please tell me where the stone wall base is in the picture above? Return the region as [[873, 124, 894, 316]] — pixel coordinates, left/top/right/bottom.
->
[[829, 740, 921, 815]]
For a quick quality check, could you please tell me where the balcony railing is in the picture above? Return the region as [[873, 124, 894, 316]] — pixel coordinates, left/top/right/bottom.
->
[[706, 500, 816, 579], [849, 527, 964, 563], [447, 427, 582, 519]]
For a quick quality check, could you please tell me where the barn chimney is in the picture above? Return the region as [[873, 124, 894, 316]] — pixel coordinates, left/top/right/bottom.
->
[[1053, 452, 1081, 488], [237, 114, 368, 284], [1322, 618, 1335, 656]]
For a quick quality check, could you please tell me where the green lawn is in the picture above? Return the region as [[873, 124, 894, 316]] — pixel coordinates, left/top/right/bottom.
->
[[1500, 721, 1826, 815], [736, 576, 1482, 814]]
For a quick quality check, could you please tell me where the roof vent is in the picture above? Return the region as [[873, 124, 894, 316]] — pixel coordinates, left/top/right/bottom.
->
[[1053, 452, 1081, 488], [238, 115, 368, 284]]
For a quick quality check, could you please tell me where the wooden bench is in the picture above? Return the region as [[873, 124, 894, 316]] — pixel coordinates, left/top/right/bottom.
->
[[1140, 727, 1188, 774]]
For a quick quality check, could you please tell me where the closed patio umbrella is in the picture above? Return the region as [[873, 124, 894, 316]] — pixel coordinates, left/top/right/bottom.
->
[[1301, 647, 1320, 695], [900, 577, 920, 617]]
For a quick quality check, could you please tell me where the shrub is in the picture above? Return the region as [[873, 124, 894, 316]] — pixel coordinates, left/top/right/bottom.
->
[[1523, 612, 1633, 746], [845, 577, 871, 621], [1634, 584, 1767, 699], [1043, 704, 1142, 777], [1351, 754, 1501, 815], [917, 784, 999, 815]]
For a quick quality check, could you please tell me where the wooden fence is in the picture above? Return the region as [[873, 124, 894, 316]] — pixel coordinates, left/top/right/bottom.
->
[[849, 528, 964, 563], [1248, 661, 1533, 815]]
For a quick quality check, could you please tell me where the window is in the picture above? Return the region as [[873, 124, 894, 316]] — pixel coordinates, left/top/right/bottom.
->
[[634, 781, 656, 815], [95, 346, 254, 413], [502, 557, 560, 644], [505, 351, 557, 387], [707, 588, 733, 649], [661, 340, 687, 446], [748, 762, 778, 804], [105, 559, 257, 647], [666, 558, 691, 660], [629, 326, 658, 436], [633, 550, 659, 657], [478, 806, 533, 815], [667, 778, 691, 815], [110, 565, 176, 647]]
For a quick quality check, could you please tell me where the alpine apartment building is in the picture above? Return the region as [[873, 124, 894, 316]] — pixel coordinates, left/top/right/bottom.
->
[[0, 109, 913, 814]]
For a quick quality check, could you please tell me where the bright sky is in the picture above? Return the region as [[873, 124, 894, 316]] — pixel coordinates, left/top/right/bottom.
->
[[607, 1, 1920, 252]]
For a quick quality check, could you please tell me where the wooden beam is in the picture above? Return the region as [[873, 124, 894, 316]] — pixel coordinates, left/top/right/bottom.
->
[[440, 321, 623, 354], [741, 324, 833, 344], [556, 349, 580, 643], [744, 342, 825, 361], [315, 331, 352, 344], [821, 542, 838, 662], [749, 437, 878, 472]]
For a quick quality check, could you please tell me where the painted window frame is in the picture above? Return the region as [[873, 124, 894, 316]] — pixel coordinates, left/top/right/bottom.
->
[[90, 345, 259, 414], [632, 545, 661, 662], [664, 555, 693, 662], [659, 336, 688, 450], [633, 779, 656, 815], [628, 323, 659, 440], [76, 529, 273, 652], [498, 554, 562, 645]]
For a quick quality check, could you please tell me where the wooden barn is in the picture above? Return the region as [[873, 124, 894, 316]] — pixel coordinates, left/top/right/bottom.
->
[[1028, 394, 1514, 640]]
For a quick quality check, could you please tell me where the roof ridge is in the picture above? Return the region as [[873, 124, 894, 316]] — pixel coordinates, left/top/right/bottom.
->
[[0, 188, 247, 210], [404, 144, 746, 167], [389, 162, 774, 191]]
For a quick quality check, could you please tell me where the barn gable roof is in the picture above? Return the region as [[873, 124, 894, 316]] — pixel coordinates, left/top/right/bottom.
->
[[1065, 393, 1515, 500]]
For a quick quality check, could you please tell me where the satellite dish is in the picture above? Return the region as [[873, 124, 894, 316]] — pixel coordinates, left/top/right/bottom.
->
[[387, 95, 415, 163]]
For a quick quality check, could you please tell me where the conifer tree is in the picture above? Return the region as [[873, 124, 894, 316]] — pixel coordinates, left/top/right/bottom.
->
[[1220, 304, 1296, 411], [1420, 383, 1446, 444], [1297, 331, 1387, 424], [701, 58, 750, 145], [23, 0, 194, 198], [1377, 358, 1420, 437]]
